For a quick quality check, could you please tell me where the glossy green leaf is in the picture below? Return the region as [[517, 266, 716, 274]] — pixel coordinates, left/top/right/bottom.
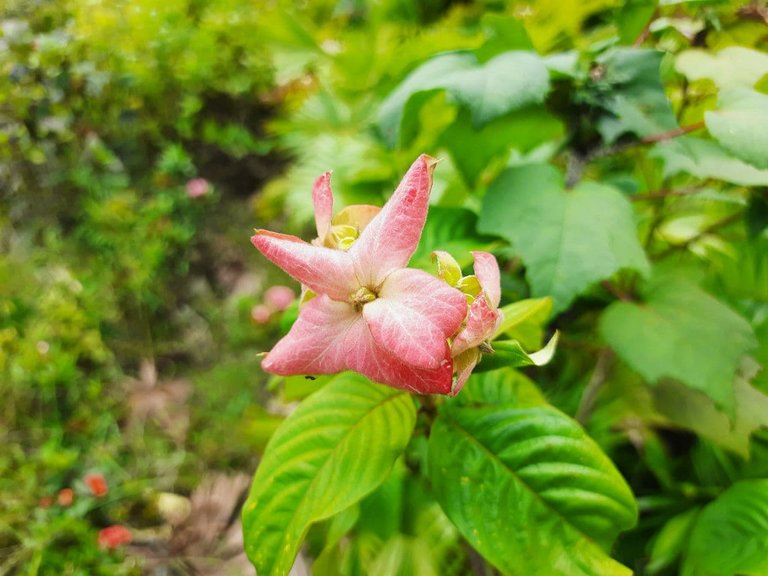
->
[[242, 373, 416, 576], [682, 480, 768, 576], [676, 46, 768, 89], [705, 89, 768, 169], [453, 368, 547, 408], [652, 136, 768, 186], [429, 400, 637, 575], [377, 50, 549, 147], [600, 277, 757, 413], [479, 164, 650, 312]]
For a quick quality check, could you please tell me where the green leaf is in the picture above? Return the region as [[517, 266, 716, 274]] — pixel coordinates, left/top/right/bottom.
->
[[676, 46, 768, 90], [429, 400, 637, 575], [368, 536, 439, 576], [377, 50, 549, 147], [478, 164, 650, 312], [682, 480, 768, 576], [439, 106, 564, 186], [312, 505, 361, 573], [410, 207, 495, 271], [600, 277, 757, 414], [652, 136, 768, 187], [242, 373, 417, 576], [596, 48, 679, 143], [647, 508, 701, 575], [495, 296, 553, 349], [653, 374, 768, 458], [474, 332, 559, 373], [475, 13, 534, 61], [616, 0, 657, 45], [705, 89, 768, 170], [455, 368, 547, 408]]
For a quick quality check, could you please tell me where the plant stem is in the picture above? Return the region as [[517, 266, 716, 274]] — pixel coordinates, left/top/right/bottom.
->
[[639, 121, 705, 144], [654, 211, 742, 260], [630, 186, 702, 201], [589, 121, 706, 163], [576, 349, 614, 425], [600, 280, 633, 301], [633, 8, 659, 47]]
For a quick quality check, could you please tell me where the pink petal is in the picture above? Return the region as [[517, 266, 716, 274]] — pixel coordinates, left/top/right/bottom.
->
[[378, 268, 467, 339], [262, 295, 455, 394], [349, 155, 437, 286], [472, 251, 501, 308], [452, 295, 503, 357], [251, 230, 356, 301], [313, 172, 333, 242], [354, 341, 454, 395], [262, 295, 364, 375], [363, 298, 452, 369]]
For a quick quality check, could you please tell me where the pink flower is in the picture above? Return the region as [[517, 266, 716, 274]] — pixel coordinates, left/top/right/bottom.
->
[[84, 473, 109, 497], [98, 525, 132, 549], [185, 178, 210, 198], [449, 251, 504, 395], [251, 155, 467, 394], [251, 304, 273, 325], [264, 285, 296, 312]]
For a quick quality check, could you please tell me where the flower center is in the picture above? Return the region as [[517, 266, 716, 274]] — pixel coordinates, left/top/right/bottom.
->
[[350, 286, 377, 310], [327, 224, 359, 251]]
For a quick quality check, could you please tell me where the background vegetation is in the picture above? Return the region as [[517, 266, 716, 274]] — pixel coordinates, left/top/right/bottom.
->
[[1, 0, 767, 574]]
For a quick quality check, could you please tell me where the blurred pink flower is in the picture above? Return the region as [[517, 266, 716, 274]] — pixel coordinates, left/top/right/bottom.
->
[[84, 472, 108, 497], [251, 155, 467, 394], [264, 285, 295, 312], [450, 251, 504, 395], [185, 178, 210, 198], [251, 304, 273, 325], [98, 525, 132, 549]]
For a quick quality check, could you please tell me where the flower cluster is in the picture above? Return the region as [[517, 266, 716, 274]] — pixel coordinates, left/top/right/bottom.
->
[[251, 155, 502, 395]]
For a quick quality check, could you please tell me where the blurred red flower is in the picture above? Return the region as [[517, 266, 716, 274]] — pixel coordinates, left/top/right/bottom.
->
[[84, 473, 109, 497], [98, 525, 132, 549]]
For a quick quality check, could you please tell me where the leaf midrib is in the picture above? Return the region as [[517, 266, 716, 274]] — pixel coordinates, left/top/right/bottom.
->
[[260, 389, 409, 575], [441, 410, 629, 546]]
